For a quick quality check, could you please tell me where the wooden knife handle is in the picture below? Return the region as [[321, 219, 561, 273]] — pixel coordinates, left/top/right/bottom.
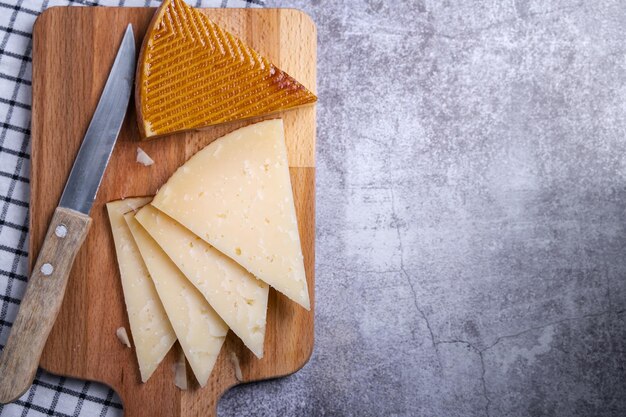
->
[[0, 207, 91, 404]]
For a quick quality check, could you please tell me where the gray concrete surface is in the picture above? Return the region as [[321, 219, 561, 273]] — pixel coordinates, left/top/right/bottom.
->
[[219, 1, 626, 416]]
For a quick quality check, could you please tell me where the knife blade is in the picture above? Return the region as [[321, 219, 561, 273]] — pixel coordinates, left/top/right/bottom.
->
[[0, 24, 136, 404], [60, 24, 136, 214]]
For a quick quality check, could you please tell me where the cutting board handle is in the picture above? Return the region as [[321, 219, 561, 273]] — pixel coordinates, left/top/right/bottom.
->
[[0, 207, 91, 403]]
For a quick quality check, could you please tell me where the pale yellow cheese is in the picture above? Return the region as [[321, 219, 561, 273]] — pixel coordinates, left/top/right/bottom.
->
[[135, 205, 268, 358], [106, 198, 176, 383], [124, 212, 228, 386], [151, 119, 310, 309]]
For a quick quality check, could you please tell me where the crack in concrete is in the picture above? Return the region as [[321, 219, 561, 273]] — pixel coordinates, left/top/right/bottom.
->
[[435, 308, 625, 417], [383, 184, 622, 417], [436, 339, 491, 416], [389, 188, 440, 366], [401, 267, 438, 349], [483, 309, 625, 351], [477, 349, 491, 417]]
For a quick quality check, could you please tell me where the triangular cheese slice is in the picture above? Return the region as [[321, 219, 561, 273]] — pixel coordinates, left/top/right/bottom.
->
[[125, 212, 228, 386], [151, 119, 310, 309], [106, 198, 176, 382], [135, 204, 269, 358], [136, 0, 317, 139]]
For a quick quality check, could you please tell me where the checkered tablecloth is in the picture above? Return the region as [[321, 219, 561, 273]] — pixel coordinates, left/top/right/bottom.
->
[[0, 0, 264, 415]]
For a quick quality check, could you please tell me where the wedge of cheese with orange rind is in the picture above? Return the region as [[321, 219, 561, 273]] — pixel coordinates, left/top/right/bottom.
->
[[136, 0, 317, 139]]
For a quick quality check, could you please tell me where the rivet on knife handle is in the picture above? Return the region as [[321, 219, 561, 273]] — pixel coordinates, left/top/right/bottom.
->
[[0, 208, 91, 403]]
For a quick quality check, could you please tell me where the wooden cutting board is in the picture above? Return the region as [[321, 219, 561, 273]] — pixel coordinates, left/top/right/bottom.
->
[[30, 7, 315, 417]]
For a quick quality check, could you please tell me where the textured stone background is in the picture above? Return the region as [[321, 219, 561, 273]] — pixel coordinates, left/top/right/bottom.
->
[[219, 1, 626, 416]]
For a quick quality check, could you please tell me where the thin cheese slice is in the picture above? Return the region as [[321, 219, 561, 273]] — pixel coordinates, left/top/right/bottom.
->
[[106, 198, 176, 382], [135, 205, 268, 358], [151, 119, 310, 309], [124, 212, 228, 386]]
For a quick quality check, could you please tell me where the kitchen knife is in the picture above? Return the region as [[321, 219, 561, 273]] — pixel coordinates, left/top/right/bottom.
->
[[0, 24, 136, 404]]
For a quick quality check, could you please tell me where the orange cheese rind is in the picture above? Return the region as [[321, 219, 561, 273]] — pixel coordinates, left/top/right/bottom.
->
[[136, 0, 317, 139]]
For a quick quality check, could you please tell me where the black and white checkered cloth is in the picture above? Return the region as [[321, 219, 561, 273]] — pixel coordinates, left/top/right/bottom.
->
[[0, 0, 264, 415]]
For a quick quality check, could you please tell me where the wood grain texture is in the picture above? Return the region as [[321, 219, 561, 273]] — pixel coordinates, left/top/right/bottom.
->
[[0, 208, 91, 403], [30, 7, 315, 417]]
